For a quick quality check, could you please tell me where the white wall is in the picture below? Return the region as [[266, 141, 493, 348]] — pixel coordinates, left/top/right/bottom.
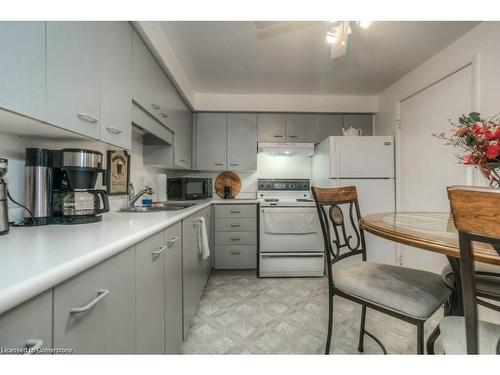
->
[[376, 22, 500, 136], [0, 130, 167, 222]]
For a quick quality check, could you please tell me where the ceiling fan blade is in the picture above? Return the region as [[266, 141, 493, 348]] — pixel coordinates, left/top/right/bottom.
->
[[255, 21, 319, 40]]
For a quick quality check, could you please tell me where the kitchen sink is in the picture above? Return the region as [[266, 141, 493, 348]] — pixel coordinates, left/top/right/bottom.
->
[[119, 201, 196, 213]]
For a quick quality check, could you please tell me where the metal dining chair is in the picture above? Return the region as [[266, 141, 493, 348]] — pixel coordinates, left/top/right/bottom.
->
[[311, 185, 451, 354], [440, 186, 500, 354]]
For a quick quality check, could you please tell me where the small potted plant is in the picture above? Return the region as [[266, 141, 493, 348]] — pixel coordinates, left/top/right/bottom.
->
[[434, 112, 500, 188]]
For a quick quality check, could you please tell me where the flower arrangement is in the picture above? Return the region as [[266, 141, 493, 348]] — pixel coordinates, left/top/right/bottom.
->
[[434, 112, 500, 188]]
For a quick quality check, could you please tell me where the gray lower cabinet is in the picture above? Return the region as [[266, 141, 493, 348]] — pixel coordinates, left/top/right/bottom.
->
[[343, 114, 373, 135], [182, 206, 212, 336], [257, 113, 287, 143], [0, 21, 46, 121], [314, 114, 344, 142], [46, 22, 101, 139], [286, 114, 315, 143], [0, 290, 53, 352], [227, 113, 257, 170], [53, 248, 136, 354], [215, 204, 257, 269], [196, 112, 227, 171], [164, 222, 183, 353], [135, 231, 166, 354]]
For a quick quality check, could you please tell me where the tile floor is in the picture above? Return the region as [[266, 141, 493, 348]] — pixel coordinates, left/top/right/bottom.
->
[[181, 270, 444, 354]]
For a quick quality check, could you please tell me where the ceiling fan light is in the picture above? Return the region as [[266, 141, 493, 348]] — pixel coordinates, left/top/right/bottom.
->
[[358, 21, 372, 29]]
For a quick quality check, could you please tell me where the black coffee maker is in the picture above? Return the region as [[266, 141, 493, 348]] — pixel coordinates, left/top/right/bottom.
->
[[25, 148, 110, 225]]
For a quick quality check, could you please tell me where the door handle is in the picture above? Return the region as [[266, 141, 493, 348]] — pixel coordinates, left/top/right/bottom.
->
[[69, 289, 110, 315], [230, 250, 241, 255], [214, 163, 224, 166], [230, 223, 241, 227], [273, 135, 283, 138], [161, 112, 168, 118], [105, 126, 123, 135], [288, 135, 298, 138], [77, 113, 98, 124], [230, 163, 239, 167], [230, 210, 241, 213], [151, 104, 160, 110], [167, 236, 179, 246], [152, 245, 167, 256]]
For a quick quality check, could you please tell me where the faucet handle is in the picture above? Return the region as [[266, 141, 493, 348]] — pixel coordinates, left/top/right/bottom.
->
[[145, 185, 155, 195]]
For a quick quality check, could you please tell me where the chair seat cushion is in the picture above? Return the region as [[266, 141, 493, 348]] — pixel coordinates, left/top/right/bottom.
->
[[441, 263, 500, 296], [333, 262, 451, 319], [440, 316, 500, 354]]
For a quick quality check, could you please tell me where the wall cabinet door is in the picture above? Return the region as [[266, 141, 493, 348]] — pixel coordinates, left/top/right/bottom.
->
[[257, 113, 286, 143], [286, 114, 315, 143], [170, 95, 192, 169], [164, 222, 183, 353], [100, 22, 132, 150], [196, 113, 227, 171], [53, 248, 135, 354], [0, 290, 53, 352], [227, 113, 257, 171], [343, 114, 373, 136], [136, 231, 166, 354], [182, 207, 212, 336], [314, 114, 344, 142], [0, 22, 45, 121], [46, 22, 101, 139]]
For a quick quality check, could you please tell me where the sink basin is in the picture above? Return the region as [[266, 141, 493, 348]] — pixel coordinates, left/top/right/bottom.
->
[[119, 201, 196, 213]]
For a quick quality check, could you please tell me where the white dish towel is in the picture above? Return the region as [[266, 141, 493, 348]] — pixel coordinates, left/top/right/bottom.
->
[[197, 216, 211, 259], [263, 208, 319, 234]]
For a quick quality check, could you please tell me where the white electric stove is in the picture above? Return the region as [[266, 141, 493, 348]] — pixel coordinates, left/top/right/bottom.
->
[[257, 179, 324, 277]]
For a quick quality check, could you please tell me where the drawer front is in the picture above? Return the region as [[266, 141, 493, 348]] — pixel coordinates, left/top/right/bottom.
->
[[215, 204, 257, 218], [215, 231, 256, 245], [215, 245, 257, 269], [215, 218, 257, 232]]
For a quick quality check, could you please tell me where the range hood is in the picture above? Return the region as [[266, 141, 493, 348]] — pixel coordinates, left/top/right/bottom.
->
[[258, 142, 315, 157]]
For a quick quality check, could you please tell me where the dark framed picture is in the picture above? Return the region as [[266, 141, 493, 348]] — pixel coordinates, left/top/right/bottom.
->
[[106, 150, 130, 195]]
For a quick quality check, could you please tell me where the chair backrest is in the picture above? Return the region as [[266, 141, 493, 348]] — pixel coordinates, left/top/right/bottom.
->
[[311, 186, 367, 282], [448, 185, 500, 354]]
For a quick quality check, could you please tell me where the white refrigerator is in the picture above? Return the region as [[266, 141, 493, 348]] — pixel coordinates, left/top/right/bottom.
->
[[312, 136, 396, 265]]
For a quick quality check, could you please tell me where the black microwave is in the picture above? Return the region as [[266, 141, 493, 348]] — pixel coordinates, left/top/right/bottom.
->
[[167, 178, 213, 200]]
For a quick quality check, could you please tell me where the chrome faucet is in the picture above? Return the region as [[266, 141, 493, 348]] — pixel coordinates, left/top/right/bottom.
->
[[128, 183, 155, 208]]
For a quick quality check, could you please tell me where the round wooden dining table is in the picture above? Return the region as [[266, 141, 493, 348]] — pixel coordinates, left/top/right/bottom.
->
[[359, 212, 500, 353]]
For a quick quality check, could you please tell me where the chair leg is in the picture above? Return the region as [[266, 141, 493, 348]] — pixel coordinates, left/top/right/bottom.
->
[[358, 305, 367, 352], [325, 292, 334, 355], [417, 321, 425, 355], [426, 325, 440, 354]]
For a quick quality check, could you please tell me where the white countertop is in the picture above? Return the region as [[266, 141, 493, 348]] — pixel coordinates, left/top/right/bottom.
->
[[0, 198, 259, 315]]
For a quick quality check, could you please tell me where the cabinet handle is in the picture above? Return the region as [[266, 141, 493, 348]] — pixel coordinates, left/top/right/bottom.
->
[[273, 135, 283, 138], [161, 112, 168, 118], [152, 245, 167, 256], [230, 223, 241, 227], [230, 250, 241, 255], [77, 113, 98, 124], [167, 236, 179, 246], [230, 163, 239, 167], [24, 339, 43, 352], [214, 163, 224, 166], [106, 126, 123, 135], [288, 135, 298, 138], [69, 289, 110, 315], [151, 104, 160, 110], [230, 237, 241, 241], [230, 210, 241, 213]]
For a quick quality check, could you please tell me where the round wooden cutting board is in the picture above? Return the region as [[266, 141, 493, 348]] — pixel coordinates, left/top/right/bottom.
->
[[215, 171, 241, 199]]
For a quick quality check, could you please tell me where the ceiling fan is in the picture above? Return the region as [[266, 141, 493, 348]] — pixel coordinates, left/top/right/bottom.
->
[[253, 21, 373, 59]]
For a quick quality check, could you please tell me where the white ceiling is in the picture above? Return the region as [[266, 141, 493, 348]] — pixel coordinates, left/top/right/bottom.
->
[[160, 21, 479, 96]]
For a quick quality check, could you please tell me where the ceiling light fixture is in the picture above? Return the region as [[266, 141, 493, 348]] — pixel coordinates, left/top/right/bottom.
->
[[358, 21, 372, 29], [325, 28, 339, 44]]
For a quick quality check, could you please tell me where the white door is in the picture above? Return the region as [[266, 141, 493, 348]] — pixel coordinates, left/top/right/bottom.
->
[[332, 136, 394, 178], [398, 65, 473, 273]]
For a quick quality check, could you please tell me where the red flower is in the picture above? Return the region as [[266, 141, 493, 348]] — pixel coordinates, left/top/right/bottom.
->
[[463, 153, 473, 165], [485, 143, 500, 160], [494, 127, 500, 140]]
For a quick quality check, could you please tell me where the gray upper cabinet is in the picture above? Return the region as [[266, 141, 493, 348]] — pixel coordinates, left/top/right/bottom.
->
[[196, 112, 227, 171], [164, 222, 183, 353], [99, 22, 132, 150], [136, 231, 166, 354], [314, 114, 344, 142], [46, 22, 101, 139], [227, 113, 257, 171], [257, 113, 286, 143], [169, 92, 192, 169], [0, 22, 45, 121], [53, 248, 135, 354], [343, 114, 373, 136], [286, 114, 315, 143], [0, 290, 53, 352]]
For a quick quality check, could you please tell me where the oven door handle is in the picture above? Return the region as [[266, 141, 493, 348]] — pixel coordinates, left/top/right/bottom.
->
[[261, 254, 324, 258]]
